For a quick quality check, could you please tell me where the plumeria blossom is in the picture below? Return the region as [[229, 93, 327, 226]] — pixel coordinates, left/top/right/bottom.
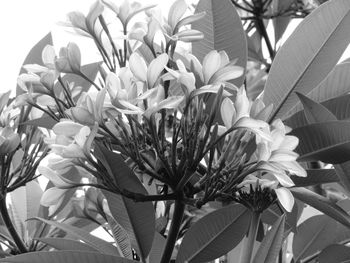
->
[[220, 87, 271, 141], [102, 0, 156, 29], [61, 0, 104, 38], [0, 127, 20, 155], [187, 50, 244, 90], [38, 166, 73, 208], [105, 68, 140, 113], [255, 119, 306, 179], [55, 42, 82, 74], [129, 52, 169, 89], [68, 89, 107, 125], [237, 174, 295, 212], [146, 0, 205, 44], [47, 120, 97, 159], [235, 119, 307, 212]]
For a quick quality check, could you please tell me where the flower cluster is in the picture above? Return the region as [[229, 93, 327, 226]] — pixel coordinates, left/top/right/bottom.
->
[[21, 0, 305, 216]]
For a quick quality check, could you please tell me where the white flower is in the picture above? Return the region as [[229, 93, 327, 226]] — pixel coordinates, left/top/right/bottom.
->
[[238, 174, 295, 212]]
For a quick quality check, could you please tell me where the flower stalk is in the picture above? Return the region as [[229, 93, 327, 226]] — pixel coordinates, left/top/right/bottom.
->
[[0, 195, 27, 254], [160, 195, 186, 263]]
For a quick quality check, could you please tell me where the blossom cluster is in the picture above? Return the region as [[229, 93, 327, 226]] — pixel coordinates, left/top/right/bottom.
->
[[17, 0, 306, 214]]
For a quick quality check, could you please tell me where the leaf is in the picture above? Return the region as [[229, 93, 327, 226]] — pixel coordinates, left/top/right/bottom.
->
[[261, 201, 299, 232], [16, 33, 53, 95], [273, 0, 295, 44], [290, 121, 350, 164], [95, 145, 155, 261], [290, 187, 350, 228], [285, 94, 350, 129], [293, 215, 337, 262], [32, 218, 120, 256], [318, 244, 350, 263], [291, 169, 339, 187], [23, 114, 58, 129], [0, 251, 138, 263], [252, 215, 285, 263], [36, 237, 99, 252], [107, 215, 132, 259], [148, 232, 166, 263], [263, 0, 350, 121], [176, 204, 251, 263], [334, 161, 350, 195], [287, 62, 350, 117], [56, 62, 101, 96], [293, 215, 350, 262], [192, 0, 247, 87], [296, 92, 337, 124]]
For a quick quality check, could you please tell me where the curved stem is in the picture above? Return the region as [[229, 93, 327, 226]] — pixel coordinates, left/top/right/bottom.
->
[[0, 196, 27, 253], [240, 211, 261, 263], [160, 197, 185, 263]]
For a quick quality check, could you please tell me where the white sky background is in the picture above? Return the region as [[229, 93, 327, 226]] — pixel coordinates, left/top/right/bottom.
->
[[0, 0, 349, 94]]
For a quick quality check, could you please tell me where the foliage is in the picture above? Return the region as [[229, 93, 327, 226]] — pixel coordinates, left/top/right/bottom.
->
[[0, 0, 350, 262]]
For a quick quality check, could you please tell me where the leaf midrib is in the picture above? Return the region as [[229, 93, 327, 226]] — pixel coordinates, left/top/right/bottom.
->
[[186, 208, 248, 262], [269, 4, 350, 121]]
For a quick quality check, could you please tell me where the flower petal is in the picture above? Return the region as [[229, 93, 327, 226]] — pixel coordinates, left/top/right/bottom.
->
[[203, 50, 221, 84], [275, 188, 294, 212], [53, 121, 84, 137], [221, 98, 235, 129], [40, 187, 67, 207], [129, 53, 148, 82], [168, 0, 187, 29], [147, 53, 169, 88]]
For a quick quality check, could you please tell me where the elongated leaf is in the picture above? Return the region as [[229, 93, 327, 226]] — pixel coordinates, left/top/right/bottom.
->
[[148, 232, 166, 263], [290, 187, 350, 228], [290, 121, 350, 164], [261, 201, 300, 232], [318, 244, 350, 263], [16, 33, 53, 95], [296, 92, 337, 123], [0, 251, 138, 263], [287, 62, 350, 117], [252, 215, 285, 263], [23, 114, 58, 129], [33, 218, 120, 256], [293, 215, 350, 262], [263, 0, 350, 121], [176, 204, 251, 263], [293, 215, 337, 262], [55, 62, 101, 96], [107, 215, 132, 259], [96, 145, 155, 261], [192, 0, 247, 87], [36, 237, 99, 252], [286, 94, 350, 128], [273, 0, 294, 43], [291, 169, 339, 187], [334, 161, 350, 195]]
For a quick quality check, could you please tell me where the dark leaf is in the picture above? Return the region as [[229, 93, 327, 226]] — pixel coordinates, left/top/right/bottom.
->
[[291, 121, 350, 164], [290, 187, 350, 228], [252, 215, 285, 263], [0, 251, 138, 263], [96, 145, 155, 261], [263, 0, 350, 120], [176, 204, 251, 263]]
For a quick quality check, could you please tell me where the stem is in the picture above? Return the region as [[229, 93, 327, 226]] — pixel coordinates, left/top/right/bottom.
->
[[0, 195, 27, 253], [255, 18, 274, 60], [160, 198, 185, 263], [240, 211, 261, 263]]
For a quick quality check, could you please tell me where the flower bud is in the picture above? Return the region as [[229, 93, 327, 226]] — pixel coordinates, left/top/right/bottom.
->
[[0, 127, 20, 155]]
